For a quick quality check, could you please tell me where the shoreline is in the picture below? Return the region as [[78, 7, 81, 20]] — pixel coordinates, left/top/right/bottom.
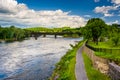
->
[[50, 40, 84, 80]]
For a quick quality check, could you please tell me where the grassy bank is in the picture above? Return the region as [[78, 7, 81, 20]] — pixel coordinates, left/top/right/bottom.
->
[[50, 41, 84, 80], [88, 41, 120, 49], [95, 51, 120, 65], [82, 52, 110, 80], [87, 41, 120, 65]]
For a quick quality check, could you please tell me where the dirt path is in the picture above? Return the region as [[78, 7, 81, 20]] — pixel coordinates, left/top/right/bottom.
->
[[75, 46, 88, 80]]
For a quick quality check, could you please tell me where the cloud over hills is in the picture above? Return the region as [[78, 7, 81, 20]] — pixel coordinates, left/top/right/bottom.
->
[[0, 0, 86, 28]]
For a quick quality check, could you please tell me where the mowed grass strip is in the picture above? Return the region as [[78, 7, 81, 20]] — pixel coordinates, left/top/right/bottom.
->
[[82, 52, 110, 80], [87, 41, 120, 65], [95, 52, 120, 65], [88, 41, 120, 49]]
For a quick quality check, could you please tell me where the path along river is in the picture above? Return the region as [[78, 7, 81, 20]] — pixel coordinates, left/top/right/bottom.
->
[[0, 36, 83, 80]]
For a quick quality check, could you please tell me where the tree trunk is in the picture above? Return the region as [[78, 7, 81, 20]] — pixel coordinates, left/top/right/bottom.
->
[[96, 38, 98, 45]]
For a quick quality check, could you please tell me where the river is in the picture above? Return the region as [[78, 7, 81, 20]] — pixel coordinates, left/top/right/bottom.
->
[[0, 36, 83, 80]]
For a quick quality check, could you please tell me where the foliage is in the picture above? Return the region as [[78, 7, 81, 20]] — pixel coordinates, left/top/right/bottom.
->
[[26, 27, 82, 37], [0, 26, 30, 42], [50, 41, 84, 80], [82, 52, 110, 80], [63, 34, 79, 38], [108, 24, 120, 46], [83, 18, 106, 45], [87, 41, 120, 49], [111, 34, 120, 46]]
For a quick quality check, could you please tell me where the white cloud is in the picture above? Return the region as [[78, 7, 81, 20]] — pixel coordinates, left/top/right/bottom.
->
[[113, 20, 119, 24], [104, 13, 114, 17], [84, 15, 91, 18], [94, 6, 117, 17], [0, 0, 86, 28], [94, 0, 100, 2], [94, 0, 120, 17], [112, 0, 120, 4], [94, 6, 117, 14], [0, 0, 27, 13], [107, 20, 119, 25]]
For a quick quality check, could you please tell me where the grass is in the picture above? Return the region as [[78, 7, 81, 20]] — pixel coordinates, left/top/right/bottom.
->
[[95, 51, 120, 65], [88, 41, 120, 49], [82, 52, 110, 80], [87, 41, 120, 65], [50, 41, 84, 80]]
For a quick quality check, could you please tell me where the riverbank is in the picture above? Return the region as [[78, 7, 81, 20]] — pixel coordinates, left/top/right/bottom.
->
[[0, 39, 20, 43], [50, 41, 84, 80], [0, 26, 31, 43], [87, 41, 120, 65], [0, 38, 30, 43], [83, 42, 120, 80]]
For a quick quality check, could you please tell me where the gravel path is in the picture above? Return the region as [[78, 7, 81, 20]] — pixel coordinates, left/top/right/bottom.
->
[[75, 46, 88, 80]]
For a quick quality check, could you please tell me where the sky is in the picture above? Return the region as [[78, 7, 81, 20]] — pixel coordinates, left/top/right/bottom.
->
[[0, 0, 120, 28]]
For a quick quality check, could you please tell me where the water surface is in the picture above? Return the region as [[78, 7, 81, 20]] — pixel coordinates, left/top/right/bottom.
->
[[0, 36, 82, 80]]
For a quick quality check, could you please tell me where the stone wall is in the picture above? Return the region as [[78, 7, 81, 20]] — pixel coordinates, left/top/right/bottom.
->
[[83, 45, 120, 80], [83, 45, 109, 74], [109, 63, 120, 80]]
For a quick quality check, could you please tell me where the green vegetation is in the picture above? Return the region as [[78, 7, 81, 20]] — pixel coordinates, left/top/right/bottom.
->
[[87, 41, 120, 64], [0, 26, 30, 42], [82, 18, 120, 65], [95, 52, 120, 65], [50, 41, 84, 80], [82, 18, 120, 45], [26, 27, 82, 38], [63, 34, 80, 38], [82, 52, 110, 80], [27, 26, 81, 33], [88, 41, 120, 49], [82, 18, 107, 45], [27, 27, 53, 32]]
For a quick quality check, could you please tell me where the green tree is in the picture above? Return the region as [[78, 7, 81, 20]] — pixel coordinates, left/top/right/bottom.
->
[[2, 28, 8, 40], [111, 35, 120, 46], [84, 18, 106, 45], [109, 24, 120, 46]]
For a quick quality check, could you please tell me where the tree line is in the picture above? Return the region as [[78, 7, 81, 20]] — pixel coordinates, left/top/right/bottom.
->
[[0, 26, 30, 42], [27, 27, 82, 38], [27, 27, 82, 33], [82, 18, 120, 46], [0, 18, 120, 44]]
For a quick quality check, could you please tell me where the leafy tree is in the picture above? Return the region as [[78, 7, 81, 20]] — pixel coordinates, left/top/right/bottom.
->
[[2, 28, 8, 40], [108, 24, 120, 46], [0, 26, 30, 41], [112, 36, 119, 46], [84, 18, 106, 45]]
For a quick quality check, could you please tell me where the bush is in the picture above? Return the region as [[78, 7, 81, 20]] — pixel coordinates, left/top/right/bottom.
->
[[111, 35, 120, 46]]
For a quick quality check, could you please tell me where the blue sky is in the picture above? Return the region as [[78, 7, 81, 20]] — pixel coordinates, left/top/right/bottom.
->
[[0, 0, 120, 28]]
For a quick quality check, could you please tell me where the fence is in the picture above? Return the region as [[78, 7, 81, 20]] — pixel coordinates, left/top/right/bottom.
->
[[85, 42, 120, 54]]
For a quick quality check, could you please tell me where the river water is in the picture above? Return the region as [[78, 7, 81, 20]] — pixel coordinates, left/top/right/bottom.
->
[[0, 36, 82, 80]]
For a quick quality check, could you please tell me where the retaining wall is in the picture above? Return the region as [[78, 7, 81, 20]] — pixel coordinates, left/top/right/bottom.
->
[[83, 45, 120, 80]]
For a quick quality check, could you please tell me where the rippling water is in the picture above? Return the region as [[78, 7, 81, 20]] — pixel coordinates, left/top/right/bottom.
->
[[0, 36, 82, 80]]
